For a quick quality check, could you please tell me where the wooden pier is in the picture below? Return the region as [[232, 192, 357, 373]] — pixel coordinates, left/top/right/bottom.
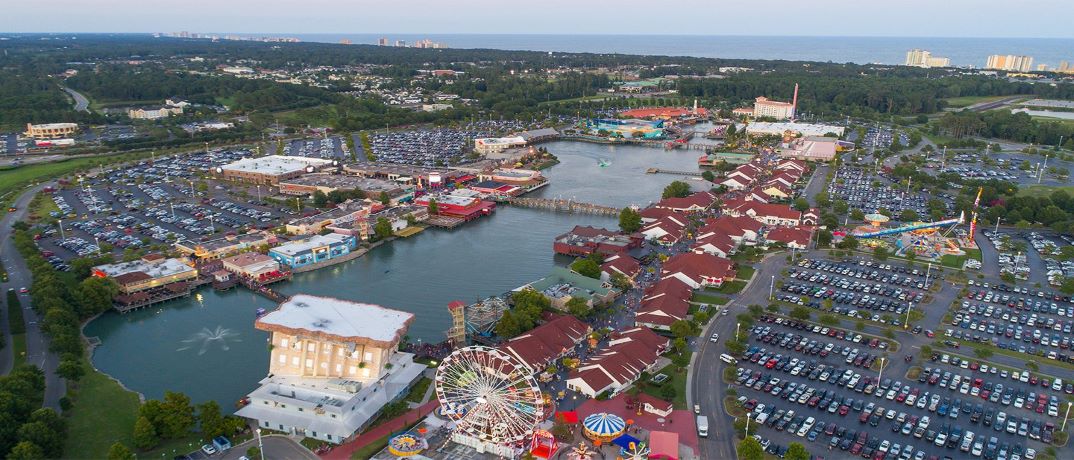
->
[[502, 197, 619, 216], [646, 168, 703, 176]]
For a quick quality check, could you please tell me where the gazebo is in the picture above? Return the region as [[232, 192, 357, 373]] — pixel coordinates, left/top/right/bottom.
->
[[582, 412, 626, 442]]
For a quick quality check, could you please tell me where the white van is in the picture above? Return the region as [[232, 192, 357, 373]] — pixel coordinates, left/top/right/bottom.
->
[[697, 415, 709, 437], [1053, 378, 1063, 391], [720, 354, 738, 365]]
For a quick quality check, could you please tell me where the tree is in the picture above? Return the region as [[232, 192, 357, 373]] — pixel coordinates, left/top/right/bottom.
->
[[197, 401, 226, 440], [159, 391, 196, 439], [789, 306, 811, 321], [7, 441, 45, 460], [426, 198, 439, 215], [609, 272, 632, 291], [850, 208, 865, 221], [132, 416, 159, 450], [662, 180, 692, 199], [660, 383, 678, 400], [816, 230, 833, 247], [565, 297, 590, 318], [107, 442, 136, 460], [373, 217, 393, 241], [1060, 277, 1074, 295], [670, 319, 693, 339], [738, 437, 764, 460], [838, 235, 859, 250], [792, 197, 810, 212], [900, 209, 919, 222], [833, 200, 849, 215], [55, 355, 85, 381], [873, 245, 889, 261], [378, 191, 391, 206], [701, 170, 715, 182], [16, 421, 63, 458], [785, 442, 810, 460], [312, 190, 328, 208], [618, 207, 642, 233], [570, 257, 602, 279], [245, 446, 262, 460], [78, 276, 120, 317]]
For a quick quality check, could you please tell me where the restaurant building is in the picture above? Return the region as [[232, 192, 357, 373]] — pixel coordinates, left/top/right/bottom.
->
[[235, 295, 424, 444], [216, 155, 336, 185], [92, 255, 198, 295], [268, 234, 358, 269]]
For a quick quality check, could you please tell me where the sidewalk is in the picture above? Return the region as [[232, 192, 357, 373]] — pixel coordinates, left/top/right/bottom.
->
[[320, 400, 439, 460]]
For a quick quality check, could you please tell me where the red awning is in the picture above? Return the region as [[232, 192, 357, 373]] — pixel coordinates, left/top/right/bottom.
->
[[557, 411, 579, 424]]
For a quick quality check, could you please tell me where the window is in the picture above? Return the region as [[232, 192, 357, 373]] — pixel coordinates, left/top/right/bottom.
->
[[327, 434, 332, 440], [298, 408, 304, 412], [323, 345, 330, 354], [292, 357, 300, 366], [305, 359, 313, 368], [312, 432, 317, 437], [338, 348, 345, 357], [280, 338, 288, 347], [307, 343, 316, 352], [320, 362, 328, 369], [278, 354, 287, 364], [364, 351, 373, 361], [335, 364, 342, 373], [349, 366, 357, 375], [362, 368, 370, 378], [279, 425, 284, 430]]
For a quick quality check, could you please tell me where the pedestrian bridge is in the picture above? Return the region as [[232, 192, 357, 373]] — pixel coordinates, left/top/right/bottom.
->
[[502, 197, 619, 216]]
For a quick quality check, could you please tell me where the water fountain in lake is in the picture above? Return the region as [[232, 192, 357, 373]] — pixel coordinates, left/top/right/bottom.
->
[[178, 326, 242, 355]]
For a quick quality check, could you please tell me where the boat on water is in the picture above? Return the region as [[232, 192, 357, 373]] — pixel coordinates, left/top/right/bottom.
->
[[255, 307, 267, 317], [597, 159, 611, 168]]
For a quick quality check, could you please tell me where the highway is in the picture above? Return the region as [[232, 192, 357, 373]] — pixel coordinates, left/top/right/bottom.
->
[[0, 182, 66, 410], [62, 86, 91, 113]]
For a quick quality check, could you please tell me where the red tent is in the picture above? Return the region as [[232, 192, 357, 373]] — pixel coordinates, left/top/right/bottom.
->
[[557, 411, 579, 424], [648, 430, 679, 460]]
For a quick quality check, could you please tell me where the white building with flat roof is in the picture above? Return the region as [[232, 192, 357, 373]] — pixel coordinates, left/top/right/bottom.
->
[[474, 136, 526, 155], [217, 155, 336, 184], [753, 97, 795, 120], [235, 295, 424, 444], [743, 122, 846, 138]]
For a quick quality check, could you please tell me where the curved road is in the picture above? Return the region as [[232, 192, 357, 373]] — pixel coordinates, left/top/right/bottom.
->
[[62, 86, 90, 113], [0, 182, 66, 411]]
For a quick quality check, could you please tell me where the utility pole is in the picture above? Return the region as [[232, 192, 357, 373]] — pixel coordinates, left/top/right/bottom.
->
[[256, 428, 266, 460], [995, 217, 1002, 233], [1038, 154, 1048, 183]]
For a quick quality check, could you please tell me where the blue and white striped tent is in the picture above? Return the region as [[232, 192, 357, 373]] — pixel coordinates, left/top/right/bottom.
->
[[583, 412, 626, 440]]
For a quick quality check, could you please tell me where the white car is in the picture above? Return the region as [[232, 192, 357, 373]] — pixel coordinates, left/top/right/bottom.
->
[[710, 333, 719, 343], [201, 444, 217, 456]]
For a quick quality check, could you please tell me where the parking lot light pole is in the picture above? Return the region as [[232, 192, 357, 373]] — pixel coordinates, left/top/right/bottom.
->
[[1064, 402, 1072, 432], [256, 185, 262, 202], [736, 322, 741, 341], [904, 302, 913, 330], [58, 221, 65, 240], [877, 357, 886, 383], [924, 262, 931, 286], [769, 275, 775, 300]]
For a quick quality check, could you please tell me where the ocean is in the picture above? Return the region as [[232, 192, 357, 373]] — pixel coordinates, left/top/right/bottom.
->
[[273, 34, 1074, 68]]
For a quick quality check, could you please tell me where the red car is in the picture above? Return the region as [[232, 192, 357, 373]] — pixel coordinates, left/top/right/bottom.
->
[[839, 405, 850, 416]]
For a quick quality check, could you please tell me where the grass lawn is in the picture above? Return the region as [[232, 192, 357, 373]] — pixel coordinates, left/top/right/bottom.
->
[[940, 247, 981, 269], [63, 365, 142, 459], [1017, 184, 1074, 198], [710, 280, 748, 294], [350, 435, 392, 460], [691, 292, 730, 305], [10, 334, 26, 367], [404, 377, 432, 404], [640, 363, 688, 409], [27, 190, 61, 222], [736, 265, 756, 281]]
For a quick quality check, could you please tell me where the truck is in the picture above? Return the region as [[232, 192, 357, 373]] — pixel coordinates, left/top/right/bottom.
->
[[697, 415, 709, 437]]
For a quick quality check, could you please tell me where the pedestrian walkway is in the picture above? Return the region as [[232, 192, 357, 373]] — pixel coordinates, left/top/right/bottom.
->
[[320, 400, 439, 460]]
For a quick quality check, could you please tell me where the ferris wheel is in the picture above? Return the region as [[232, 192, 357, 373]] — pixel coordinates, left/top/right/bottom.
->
[[435, 346, 544, 447]]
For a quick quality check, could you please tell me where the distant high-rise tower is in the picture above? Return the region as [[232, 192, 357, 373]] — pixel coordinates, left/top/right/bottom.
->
[[905, 49, 950, 68], [395, 40, 406, 47], [447, 301, 466, 346], [377, 37, 388, 46], [986, 55, 1034, 72]]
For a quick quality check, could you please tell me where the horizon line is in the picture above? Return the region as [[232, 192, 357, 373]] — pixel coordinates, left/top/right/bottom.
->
[[4, 32, 1074, 40]]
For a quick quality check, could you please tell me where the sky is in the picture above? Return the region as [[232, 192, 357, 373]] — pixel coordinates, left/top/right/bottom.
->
[[6, 0, 1073, 38]]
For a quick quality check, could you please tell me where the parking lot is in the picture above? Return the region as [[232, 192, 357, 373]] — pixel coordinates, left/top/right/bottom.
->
[[776, 257, 939, 328], [273, 136, 349, 159], [829, 166, 938, 218], [34, 148, 290, 263], [732, 313, 1056, 460]]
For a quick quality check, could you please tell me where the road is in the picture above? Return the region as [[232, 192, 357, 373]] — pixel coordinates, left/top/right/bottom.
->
[[691, 252, 789, 460], [218, 435, 318, 460], [0, 182, 66, 411], [62, 86, 90, 113], [802, 164, 830, 208]]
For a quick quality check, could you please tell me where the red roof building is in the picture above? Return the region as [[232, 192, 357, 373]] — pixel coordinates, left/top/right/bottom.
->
[[696, 216, 763, 244], [655, 192, 716, 213], [661, 252, 736, 289], [565, 329, 667, 397], [499, 315, 591, 372], [691, 233, 736, 258], [600, 254, 642, 282], [553, 226, 642, 257], [638, 207, 685, 224], [641, 214, 689, 246], [722, 200, 802, 227], [765, 226, 814, 249], [619, 106, 709, 120]]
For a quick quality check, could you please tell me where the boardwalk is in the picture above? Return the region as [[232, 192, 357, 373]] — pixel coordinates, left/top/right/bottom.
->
[[504, 197, 619, 216], [646, 168, 703, 176], [320, 400, 439, 460]]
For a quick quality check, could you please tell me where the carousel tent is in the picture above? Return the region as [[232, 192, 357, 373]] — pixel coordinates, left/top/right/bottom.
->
[[582, 412, 626, 441]]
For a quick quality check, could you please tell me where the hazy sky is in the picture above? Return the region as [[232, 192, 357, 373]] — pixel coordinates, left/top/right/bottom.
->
[[7, 0, 1073, 38]]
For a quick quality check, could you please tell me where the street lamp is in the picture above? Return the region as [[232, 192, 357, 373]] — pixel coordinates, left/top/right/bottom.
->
[[904, 302, 913, 330], [736, 322, 741, 341], [769, 275, 775, 301], [877, 357, 886, 383], [256, 428, 265, 460]]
